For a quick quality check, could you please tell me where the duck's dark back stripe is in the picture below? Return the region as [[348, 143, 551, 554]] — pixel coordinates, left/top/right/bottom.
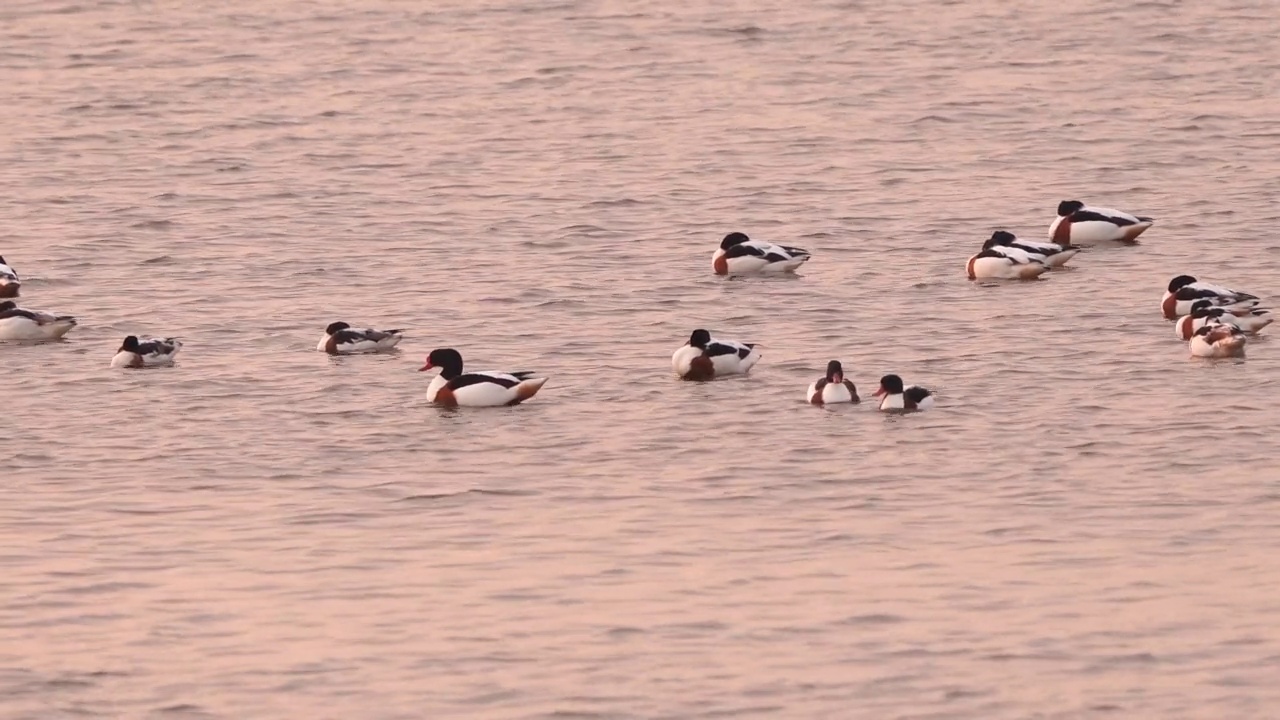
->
[[448, 373, 519, 390], [705, 342, 742, 358], [1072, 210, 1134, 226]]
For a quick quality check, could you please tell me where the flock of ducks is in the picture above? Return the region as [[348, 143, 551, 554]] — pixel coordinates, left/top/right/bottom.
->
[[964, 201, 1271, 358], [3, 198, 1267, 407]]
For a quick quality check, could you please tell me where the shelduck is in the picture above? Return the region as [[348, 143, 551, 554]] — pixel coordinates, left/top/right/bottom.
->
[[0, 301, 76, 341], [1175, 300, 1273, 340], [712, 232, 811, 276], [1050, 200, 1154, 245], [966, 236, 1049, 280], [873, 374, 935, 412], [1189, 324, 1247, 358], [986, 230, 1079, 268], [1161, 275, 1260, 319], [806, 360, 859, 405], [0, 256, 18, 298], [419, 348, 548, 407], [317, 321, 403, 355], [111, 335, 182, 368], [672, 329, 761, 380]]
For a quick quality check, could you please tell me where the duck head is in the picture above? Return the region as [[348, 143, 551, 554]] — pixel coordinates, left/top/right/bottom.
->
[[420, 348, 464, 378], [874, 374, 905, 397], [825, 360, 844, 384]]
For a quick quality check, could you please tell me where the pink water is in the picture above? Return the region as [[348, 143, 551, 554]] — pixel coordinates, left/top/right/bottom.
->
[[4, 0, 1280, 717]]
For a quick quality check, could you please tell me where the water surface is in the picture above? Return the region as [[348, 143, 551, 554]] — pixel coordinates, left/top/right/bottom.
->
[[4, 0, 1280, 717]]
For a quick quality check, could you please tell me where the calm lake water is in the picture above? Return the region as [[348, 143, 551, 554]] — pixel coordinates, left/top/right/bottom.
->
[[4, 0, 1280, 717]]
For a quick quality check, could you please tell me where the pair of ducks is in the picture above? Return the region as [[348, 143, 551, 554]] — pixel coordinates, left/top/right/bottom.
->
[[671, 329, 936, 412], [965, 201, 1155, 280], [1162, 275, 1270, 358], [316, 324, 548, 408]]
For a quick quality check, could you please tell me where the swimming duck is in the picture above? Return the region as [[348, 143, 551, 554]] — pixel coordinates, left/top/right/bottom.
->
[[419, 348, 548, 407], [806, 360, 859, 405], [317, 321, 403, 355], [1189, 324, 1247, 358], [712, 232, 811, 276], [1175, 300, 1273, 340], [111, 335, 182, 368], [0, 256, 18, 298], [672, 329, 761, 380], [986, 230, 1079, 268], [0, 301, 76, 341], [1049, 200, 1154, 245], [1161, 275, 1260, 319], [873, 374, 935, 411], [966, 237, 1049, 280]]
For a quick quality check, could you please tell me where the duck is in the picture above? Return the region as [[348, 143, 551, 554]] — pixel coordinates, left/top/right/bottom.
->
[[712, 232, 811, 276], [1189, 324, 1247, 358], [806, 360, 859, 405], [1161, 275, 1260, 319], [317, 321, 403, 355], [873, 374, 935, 412], [419, 348, 548, 407], [966, 237, 1049, 280], [1175, 300, 1273, 340], [985, 230, 1079, 268], [0, 301, 76, 341], [0, 256, 18, 298], [111, 335, 182, 368], [672, 329, 761, 380], [1049, 200, 1154, 245]]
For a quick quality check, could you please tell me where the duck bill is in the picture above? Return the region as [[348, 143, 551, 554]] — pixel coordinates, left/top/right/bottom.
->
[[418, 362, 434, 372], [873, 387, 886, 397], [831, 372, 843, 384]]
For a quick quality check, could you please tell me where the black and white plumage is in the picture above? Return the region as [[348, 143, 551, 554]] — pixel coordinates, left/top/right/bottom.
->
[[966, 234, 1049, 280], [0, 300, 76, 341], [0, 256, 18, 298], [985, 230, 1079, 268], [873, 374, 935, 412], [111, 335, 182, 368], [1175, 299, 1273, 340], [672, 328, 762, 380], [712, 232, 811, 276], [807, 360, 859, 405], [1050, 200, 1154, 245], [317, 321, 404, 355], [1161, 275, 1260, 319], [419, 348, 548, 407]]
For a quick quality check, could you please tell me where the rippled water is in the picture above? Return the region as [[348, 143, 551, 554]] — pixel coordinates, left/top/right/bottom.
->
[[5, 0, 1280, 717]]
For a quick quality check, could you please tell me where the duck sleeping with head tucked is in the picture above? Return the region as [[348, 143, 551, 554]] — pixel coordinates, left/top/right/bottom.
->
[[111, 335, 182, 368], [317, 321, 403, 355], [672, 329, 761, 380], [712, 232, 811, 276], [1050, 200, 1154, 245], [0, 301, 76, 341]]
